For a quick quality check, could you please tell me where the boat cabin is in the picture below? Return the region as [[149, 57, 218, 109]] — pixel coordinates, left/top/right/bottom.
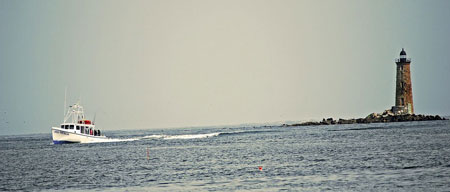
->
[[59, 122, 101, 136], [59, 103, 102, 136]]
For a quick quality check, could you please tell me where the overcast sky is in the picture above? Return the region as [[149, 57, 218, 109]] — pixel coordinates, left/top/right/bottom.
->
[[1, 0, 450, 135]]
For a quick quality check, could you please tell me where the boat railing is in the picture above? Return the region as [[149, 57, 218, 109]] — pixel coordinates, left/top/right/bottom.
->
[[395, 58, 411, 63]]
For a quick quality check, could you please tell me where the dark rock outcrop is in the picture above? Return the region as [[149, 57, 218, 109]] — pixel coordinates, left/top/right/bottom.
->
[[288, 114, 446, 127]]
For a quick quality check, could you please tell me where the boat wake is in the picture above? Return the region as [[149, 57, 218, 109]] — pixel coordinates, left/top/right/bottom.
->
[[83, 129, 274, 143], [81, 137, 140, 143], [142, 132, 221, 140], [138, 129, 276, 140]]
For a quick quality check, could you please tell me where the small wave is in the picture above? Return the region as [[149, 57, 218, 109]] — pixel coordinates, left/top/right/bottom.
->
[[402, 165, 423, 170], [329, 127, 389, 132]]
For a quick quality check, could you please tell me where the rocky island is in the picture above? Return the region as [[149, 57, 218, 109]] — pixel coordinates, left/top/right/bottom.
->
[[285, 49, 447, 127], [285, 113, 447, 127]]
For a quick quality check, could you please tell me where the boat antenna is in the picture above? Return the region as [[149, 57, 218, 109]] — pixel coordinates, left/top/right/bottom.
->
[[64, 87, 67, 116], [93, 113, 96, 125]]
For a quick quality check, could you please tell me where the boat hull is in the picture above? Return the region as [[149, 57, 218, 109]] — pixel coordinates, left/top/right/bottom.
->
[[52, 127, 108, 144], [52, 140, 78, 144]]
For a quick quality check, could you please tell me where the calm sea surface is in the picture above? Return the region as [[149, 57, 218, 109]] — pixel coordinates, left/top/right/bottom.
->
[[1, 120, 450, 191]]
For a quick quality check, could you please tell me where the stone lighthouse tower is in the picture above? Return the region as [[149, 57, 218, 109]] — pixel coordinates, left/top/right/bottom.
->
[[393, 48, 414, 114]]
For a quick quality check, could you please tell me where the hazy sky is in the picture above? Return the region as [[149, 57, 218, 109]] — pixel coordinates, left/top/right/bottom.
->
[[1, 0, 450, 135]]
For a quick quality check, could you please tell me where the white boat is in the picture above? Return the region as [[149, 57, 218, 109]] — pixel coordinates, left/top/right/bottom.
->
[[51, 103, 108, 144]]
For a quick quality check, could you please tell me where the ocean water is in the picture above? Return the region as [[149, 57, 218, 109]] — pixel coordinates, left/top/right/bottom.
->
[[1, 120, 450, 191]]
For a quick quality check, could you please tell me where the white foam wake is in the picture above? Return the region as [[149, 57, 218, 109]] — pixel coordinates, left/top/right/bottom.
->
[[81, 137, 140, 143], [142, 135, 165, 139], [162, 132, 221, 140], [79, 132, 221, 144], [140, 132, 221, 140]]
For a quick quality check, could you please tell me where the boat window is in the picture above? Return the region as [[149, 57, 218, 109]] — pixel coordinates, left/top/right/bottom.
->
[[81, 126, 84, 134], [65, 125, 69, 129], [70, 125, 74, 129], [61, 125, 64, 128], [76, 126, 80, 130]]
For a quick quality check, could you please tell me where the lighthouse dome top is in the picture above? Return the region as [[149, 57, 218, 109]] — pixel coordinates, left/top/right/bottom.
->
[[396, 48, 411, 63], [400, 48, 407, 56]]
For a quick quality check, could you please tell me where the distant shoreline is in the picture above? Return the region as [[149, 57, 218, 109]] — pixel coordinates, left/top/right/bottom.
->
[[284, 114, 447, 127]]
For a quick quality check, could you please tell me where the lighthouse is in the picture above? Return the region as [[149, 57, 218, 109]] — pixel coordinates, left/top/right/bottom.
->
[[392, 48, 414, 114]]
